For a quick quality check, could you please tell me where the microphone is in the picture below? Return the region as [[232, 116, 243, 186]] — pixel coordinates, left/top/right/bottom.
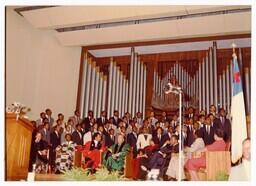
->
[[164, 83, 182, 94]]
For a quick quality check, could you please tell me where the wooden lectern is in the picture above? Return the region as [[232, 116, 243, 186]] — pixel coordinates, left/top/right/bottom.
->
[[6, 113, 34, 181]]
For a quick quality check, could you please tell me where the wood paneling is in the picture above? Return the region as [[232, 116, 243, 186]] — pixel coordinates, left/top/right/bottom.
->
[[6, 113, 34, 181]]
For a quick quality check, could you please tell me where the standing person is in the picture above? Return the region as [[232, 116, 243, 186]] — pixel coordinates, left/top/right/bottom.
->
[[50, 125, 61, 171], [83, 110, 94, 132], [39, 122, 51, 145], [110, 110, 122, 127], [72, 124, 83, 146], [214, 108, 231, 142], [229, 138, 251, 181], [149, 111, 158, 126], [69, 110, 82, 126], [201, 116, 215, 145], [45, 108, 54, 128], [36, 112, 46, 128], [127, 126, 138, 157], [96, 110, 108, 126], [209, 104, 217, 117]]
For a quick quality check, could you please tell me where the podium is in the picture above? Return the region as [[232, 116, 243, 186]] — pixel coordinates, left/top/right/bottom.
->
[[6, 113, 34, 181]]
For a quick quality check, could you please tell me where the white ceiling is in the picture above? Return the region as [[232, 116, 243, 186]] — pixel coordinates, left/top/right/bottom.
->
[[89, 38, 251, 57]]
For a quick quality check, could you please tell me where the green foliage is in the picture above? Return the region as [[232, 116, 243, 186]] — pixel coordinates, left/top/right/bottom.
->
[[62, 167, 94, 181], [215, 171, 229, 181], [62, 167, 127, 181]]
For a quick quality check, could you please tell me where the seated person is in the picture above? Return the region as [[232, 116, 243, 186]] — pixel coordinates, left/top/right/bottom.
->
[[55, 134, 75, 172], [184, 130, 205, 159], [82, 132, 105, 172], [141, 135, 179, 179], [185, 129, 226, 181], [29, 132, 49, 173], [131, 149, 148, 180], [103, 134, 130, 172], [166, 135, 185, 180]]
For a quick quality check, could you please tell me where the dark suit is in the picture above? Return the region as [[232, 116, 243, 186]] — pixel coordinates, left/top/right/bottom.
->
[[127, 132, 138, 156], [186, 125, 195, 147], [152, 134, 163, 145], [105, 133, 115, 147], [39, 128, 50, 144], [202, 125, 215, 145], [82, 117, 93, 133], [50, 131, 61, 167], [159, 133, 171, 147], [72, 130, 83, 145], [110, 117, 122, 127], [214, 117, 231, 142], [96, 117, 108, 126]]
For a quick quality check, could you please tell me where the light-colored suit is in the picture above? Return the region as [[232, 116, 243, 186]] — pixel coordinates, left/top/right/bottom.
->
[[229, 159, 250, 181], [136, 133, 152, 149]]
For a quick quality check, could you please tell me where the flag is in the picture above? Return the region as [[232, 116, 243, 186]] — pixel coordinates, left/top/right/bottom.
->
[[231, 52, 247, 163]]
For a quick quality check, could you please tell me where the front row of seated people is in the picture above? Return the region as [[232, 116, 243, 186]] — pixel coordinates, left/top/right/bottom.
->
[[30, 127, 237, 181]]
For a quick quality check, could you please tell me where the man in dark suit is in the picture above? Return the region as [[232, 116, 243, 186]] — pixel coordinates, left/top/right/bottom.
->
[[110, 110, 122, 127], [82, 110, 94, 133], [39, 122, 51, 145], [72, 124, 83, 145], [104, 128, 115, 148], [50, 125, 61, 170], [45, 108, 54, 129], [214, 108, 231, 142], [186, 118, 195, 147], [159, 126, 173, 147], [152, 127, 164, 145], [96, 110, 108, 126], [127, 126, 138, 157], [201, 116, 215, 145]]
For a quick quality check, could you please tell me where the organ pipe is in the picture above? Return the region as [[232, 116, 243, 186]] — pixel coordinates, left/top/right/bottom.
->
[[79, 54, 87, 118], [213, 42, 218, 109], [107, 60, 113, 118]]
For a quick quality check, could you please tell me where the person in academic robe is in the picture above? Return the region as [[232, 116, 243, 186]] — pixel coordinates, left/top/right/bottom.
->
[[185, 129, 227, 181], [29, 132, 49, 172], [82, 132, 105, 171], [103, 134, 130, 172], [137, 127, 152, 150], [214, 108, 231, 142], [72, 124, 83, 145]]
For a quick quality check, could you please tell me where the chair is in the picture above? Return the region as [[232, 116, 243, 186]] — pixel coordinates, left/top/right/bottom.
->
[[198, 151, 231, 181]]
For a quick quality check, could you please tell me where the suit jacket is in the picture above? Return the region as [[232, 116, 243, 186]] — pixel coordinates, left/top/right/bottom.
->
[[186, 125, 195, 147], [72, 130, 83, 145], [96, 117, 108, 126], [104, 133, 115, 147], [127, 132, 137, 151], [82, 117, 94, 132], [152, 134, 164, 145], [214, 117, 231, 142], [136, 133, 152, 149], [39, 128, 50, 144], [110, 117, 122, 127], [201, 125, 215, 145], [159, 133, 172, 147], [50, 131, 61, 149]]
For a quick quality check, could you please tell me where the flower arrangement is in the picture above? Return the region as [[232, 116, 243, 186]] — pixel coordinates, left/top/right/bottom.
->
[[6, 102, 31, 119]]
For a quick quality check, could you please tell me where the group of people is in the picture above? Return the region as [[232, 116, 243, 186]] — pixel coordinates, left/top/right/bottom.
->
[[28, 104, 243, 180]]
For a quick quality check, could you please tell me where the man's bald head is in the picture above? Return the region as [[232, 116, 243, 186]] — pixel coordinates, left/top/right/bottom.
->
[[242, 138, 251, 161]]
